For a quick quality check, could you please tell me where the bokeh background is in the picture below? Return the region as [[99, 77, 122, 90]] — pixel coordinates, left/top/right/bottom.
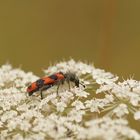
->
[[0, 0, 140, 79]]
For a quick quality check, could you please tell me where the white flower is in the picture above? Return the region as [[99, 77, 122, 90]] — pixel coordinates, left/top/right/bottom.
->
[[17, 103, 29, 112], [56, 102, 67, 112], [0, 61, 140, 140], [12, 134, 24, 140], [44, 59, 94, 76], [72, 100, 85, 110], [104, 94, 114, 103], [68, 109, 85, 122], [96, 84, 113, 94], [85, 99, 105, 113], [19, 120, 31, 131], [1, 110, 18, 122], [72, 87, 89, 98], [7, 119, 17, 131], [92, 69, 118, 84], [134, 111, 140, 120], [129, 93, 140, 106], [113, 104, 129, 117], [58, 90, 74, 103]]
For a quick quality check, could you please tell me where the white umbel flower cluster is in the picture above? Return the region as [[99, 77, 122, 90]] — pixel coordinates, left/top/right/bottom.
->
[[0, 60, 140, 140]]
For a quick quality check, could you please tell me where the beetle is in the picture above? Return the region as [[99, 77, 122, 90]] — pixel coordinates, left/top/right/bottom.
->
[[27, 72, 85, 99]]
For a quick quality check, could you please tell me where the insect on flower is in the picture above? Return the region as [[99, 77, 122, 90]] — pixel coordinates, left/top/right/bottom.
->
[[27, 72, 85, 99]]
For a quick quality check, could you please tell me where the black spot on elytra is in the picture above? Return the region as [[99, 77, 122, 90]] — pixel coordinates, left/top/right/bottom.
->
[[49, 75, 58, 80], [36, 79, 44, 88], [41, 84, 52, 91]]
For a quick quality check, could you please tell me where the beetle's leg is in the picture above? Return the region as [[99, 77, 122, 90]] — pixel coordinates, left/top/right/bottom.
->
[[56, 80, 62, 94], [61, 80, 64, 85], [40, 85, 52, 100], [40, 90, 43, 100], [57, 84, 60, 94], [67, 80, 71, 90], [56, 80, 64, 94]]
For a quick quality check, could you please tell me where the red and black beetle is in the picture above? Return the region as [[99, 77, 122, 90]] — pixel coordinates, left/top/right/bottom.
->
[[27, 72, 85, 99]]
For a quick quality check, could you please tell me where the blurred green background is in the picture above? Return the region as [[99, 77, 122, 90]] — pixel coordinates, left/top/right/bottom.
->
[[0, 0, 140, 79]]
